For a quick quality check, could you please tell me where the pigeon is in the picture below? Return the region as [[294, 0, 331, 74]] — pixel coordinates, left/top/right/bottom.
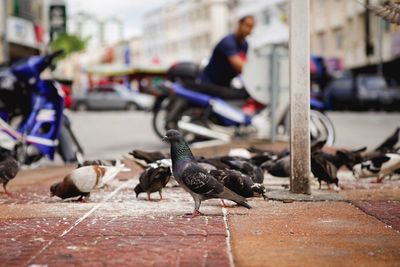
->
[[352, 153, 400, 183], [195, 156, 230, 170], [261, 155, 290, 177], [374, 127, 400, 153], [261, 139, 327, 178], [129, 149, 168, 163], [366, 1, 400, 25], [163, 129, 251, 217], [50, 161, 128, 201], [311, 152, 340, 190], [319, 147, 367, 170], [247, 146, 289, 158], [77, 159, 117, 168], [220, 156, 264, 183], [134, 159, 172, 200], [0, 153, 19, 196], [210, 169, 267, 199]]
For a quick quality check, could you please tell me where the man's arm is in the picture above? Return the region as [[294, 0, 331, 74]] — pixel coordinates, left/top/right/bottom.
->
[[228, 55, 246, 74]]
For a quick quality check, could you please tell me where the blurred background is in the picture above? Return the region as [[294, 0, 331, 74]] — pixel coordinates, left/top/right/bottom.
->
[[0, 0, 399, 162]]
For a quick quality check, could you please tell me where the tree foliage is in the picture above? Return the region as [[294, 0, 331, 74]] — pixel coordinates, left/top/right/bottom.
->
[[50, 33, 89, 59]]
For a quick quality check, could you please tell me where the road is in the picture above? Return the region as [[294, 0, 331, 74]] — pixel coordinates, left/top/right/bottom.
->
[[327, 111, 400, 149], [68, 110, 165, 160], [68, 110, 400, 160]]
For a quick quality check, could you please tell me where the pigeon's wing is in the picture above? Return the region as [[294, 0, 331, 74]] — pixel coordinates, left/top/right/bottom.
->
[[181, 165, 224, 196], [139, 168, 157, 189], [250, 154, 274, 166], [252, 166, 264, 183], [311, 155, 337, 182], [371, 155, 391, 168], [375, 128, 400, 151], [0, 159, 18, 182], [153, 167, 171, 187], [199, 157, 230, 169], [183, 165, 251, 209], [130, 150, 167, 163], [222, 170, 254, 198]]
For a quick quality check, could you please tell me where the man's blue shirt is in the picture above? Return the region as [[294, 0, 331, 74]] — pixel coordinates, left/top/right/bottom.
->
[[201, 33, 248, 87]]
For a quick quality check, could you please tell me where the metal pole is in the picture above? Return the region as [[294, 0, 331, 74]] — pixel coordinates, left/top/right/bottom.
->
[[377, 18, 383, 76], [0, 0, 9, 62], [289, 0, 311, 194], [270, 45, 279, 142]]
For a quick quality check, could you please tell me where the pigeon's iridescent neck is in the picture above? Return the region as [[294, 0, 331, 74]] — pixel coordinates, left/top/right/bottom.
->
[[170, 139, 195, 166]]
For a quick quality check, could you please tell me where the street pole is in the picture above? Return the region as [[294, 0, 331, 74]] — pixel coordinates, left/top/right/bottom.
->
[[0, 0, 9, 63], [289, 0, 311, 194], [377, 18, 383, 76], [270, 45, 279, 142]]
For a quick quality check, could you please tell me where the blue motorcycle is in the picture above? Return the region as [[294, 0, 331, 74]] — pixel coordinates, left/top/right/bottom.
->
[[152, 62, 335, 145], [0, 51, 83, 165]]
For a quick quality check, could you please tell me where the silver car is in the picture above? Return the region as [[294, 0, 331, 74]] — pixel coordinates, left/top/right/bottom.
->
[[73, 84, 154, 111]]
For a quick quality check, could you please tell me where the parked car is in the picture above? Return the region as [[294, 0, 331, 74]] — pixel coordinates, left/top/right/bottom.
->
[[72, 84, 154, 111], [324, 74, 400, 111]]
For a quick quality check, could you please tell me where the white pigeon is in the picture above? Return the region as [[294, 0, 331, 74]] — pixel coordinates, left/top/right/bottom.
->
[[50, 160, 130, 200], [352, 153, 400, 183]]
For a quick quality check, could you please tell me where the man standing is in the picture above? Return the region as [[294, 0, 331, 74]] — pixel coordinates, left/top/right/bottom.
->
[[201, 15, 255, 88]]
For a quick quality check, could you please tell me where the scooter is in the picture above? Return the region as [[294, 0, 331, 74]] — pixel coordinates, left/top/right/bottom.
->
[[0, 51, 84, 165], [152, 62, 335, 145]]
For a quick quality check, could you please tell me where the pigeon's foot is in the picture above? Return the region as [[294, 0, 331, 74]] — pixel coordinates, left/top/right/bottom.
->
[[371, 177, 384, 184], [77, 195, 89, 203], [1, 191, 12, 197], [183, 210, 204, 218], [2, 184, 11, 197]]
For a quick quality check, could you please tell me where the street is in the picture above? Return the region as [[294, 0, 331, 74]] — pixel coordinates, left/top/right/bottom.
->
[[68, 110, 400, 160], [68, 110, 166, 160]]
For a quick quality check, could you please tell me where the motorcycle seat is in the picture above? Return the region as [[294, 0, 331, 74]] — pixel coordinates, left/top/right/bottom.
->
[[182, 81, 249, 100]]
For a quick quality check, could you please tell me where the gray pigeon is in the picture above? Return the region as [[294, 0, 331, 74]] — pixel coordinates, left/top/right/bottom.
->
[[0, 155, 19, 196], [163, 129, 251, 217], [210, 169, 267, 199]]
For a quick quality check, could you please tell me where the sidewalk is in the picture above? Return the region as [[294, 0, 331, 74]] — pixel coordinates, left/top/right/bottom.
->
[[0, 150, 399, 266]]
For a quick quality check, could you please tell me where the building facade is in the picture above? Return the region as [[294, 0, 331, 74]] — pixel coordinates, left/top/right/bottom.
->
[[310, 0, 400, 70], [0, 0, 67, 63], [141, 0, 235, 68]]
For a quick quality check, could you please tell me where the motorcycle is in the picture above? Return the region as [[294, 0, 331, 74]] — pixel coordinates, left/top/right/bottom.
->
[[0, 51, 84, 165], [151, 62, 336, 145]]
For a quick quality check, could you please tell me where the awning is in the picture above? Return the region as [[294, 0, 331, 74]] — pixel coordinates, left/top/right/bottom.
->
[[85, 64, 167, 76]]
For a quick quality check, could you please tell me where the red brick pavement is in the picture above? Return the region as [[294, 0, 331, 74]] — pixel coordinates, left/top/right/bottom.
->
[[352, 200, 400, 232], [0, 216, 230, 267]]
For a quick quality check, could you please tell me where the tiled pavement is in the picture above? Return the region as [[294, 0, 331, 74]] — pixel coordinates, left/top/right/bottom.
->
[[0, 161, 400, 266]]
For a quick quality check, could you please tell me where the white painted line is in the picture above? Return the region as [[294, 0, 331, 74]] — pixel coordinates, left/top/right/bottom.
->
[[222, 208, 235, 267], [27, 177, 137, 266], [60, 179, 137, 237]]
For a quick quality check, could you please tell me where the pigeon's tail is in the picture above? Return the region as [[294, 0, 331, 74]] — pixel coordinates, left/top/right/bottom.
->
[[220, 187, 252, 209], [101, 160, 131, 185]]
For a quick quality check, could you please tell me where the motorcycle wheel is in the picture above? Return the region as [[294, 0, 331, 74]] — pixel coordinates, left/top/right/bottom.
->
[[152, 97, 207, 143], [310, 110, 335, 146], [57, 119, 84, 163], [152, 97, 172, 140]]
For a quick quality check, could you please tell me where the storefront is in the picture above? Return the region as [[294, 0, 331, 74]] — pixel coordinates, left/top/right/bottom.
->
[[7, 15, 42, 61]]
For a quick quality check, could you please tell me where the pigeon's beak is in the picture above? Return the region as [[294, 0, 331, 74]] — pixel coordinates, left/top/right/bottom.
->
[[162, 136, 168, 142], [50, 192, 54, 197]]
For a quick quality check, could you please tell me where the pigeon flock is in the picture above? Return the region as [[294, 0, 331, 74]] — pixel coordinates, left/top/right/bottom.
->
[[0, 126, 399, 217]]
